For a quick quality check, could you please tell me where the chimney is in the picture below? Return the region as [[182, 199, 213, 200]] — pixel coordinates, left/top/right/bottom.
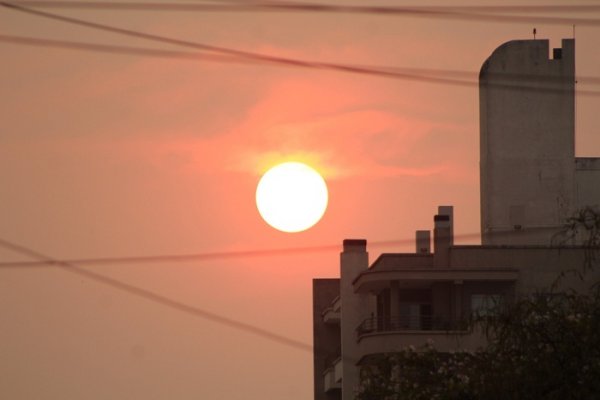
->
[[433, 206, 454, 267], [342, 239, 367, 254], [416, 230, 431, 254], [340, 239, 370, 399], [438, 205, 454, 241]]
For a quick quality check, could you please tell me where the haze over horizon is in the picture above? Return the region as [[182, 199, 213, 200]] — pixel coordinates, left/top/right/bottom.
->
[[2, 1, 600, 399]]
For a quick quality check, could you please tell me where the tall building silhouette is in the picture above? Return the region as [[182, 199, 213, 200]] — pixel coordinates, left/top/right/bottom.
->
[[313, 38, 600, 400]]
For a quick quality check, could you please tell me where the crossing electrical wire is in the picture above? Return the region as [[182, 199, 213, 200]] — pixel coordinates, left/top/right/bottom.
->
[[4, 33, 600, 88], [2, 11, 600, 96], [0, 241, 347, 268], [3, 2, 600, 91], [6, 228, 575, 269], [0, 237, 368, 367], [0, 237, 313, 351], [7, 0, 597, 13], [0, 33, 250, 62], [0, 1, 473, 84], [6, 1, 600, 27], [0, 224, 568, 269], [0, 226, 563, 357], [0, 33, 477, 87], [0, 34, 488, 94], [1, 0, 596, 362], [0, 240, 409, 268]]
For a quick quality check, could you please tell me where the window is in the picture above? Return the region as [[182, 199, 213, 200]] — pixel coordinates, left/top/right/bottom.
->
[[471, 294, 503, 316], [398, 303, 432, 330]]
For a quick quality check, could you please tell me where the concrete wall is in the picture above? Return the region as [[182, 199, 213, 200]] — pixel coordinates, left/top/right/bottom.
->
[[313, 279, 341, 400], [450, 245, 597, 295], [340, 240, 372, 400], [356, 330, 486, 358], [480, 39, 575, 245], [575, 158, 600, 209]]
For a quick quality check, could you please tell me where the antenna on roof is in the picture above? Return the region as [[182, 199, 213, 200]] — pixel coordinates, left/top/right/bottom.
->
[[533, 28, 537, 39]]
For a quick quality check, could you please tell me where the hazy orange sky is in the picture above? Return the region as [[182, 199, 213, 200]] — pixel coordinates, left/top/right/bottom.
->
[[1, 1, 599, 399]]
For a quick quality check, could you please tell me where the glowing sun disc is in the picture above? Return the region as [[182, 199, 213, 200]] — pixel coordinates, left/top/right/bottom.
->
[[256, 162, 328, 232]]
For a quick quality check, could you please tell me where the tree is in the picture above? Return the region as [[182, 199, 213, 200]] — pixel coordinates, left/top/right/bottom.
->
[[357, 209, 600, 400]]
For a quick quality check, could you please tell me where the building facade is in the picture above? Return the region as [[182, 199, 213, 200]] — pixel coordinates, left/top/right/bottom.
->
[[480, 38, 600, 245], [313, 38, 600, 400]]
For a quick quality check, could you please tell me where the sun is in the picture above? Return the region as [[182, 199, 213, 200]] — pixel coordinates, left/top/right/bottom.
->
[[256, 162, 328, 233]]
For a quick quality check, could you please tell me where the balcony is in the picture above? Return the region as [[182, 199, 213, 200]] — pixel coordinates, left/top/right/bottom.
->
[[323, 355, 342, 392], [353, 267, 518, 293], [355, 315, 482, 360], [321, 295, 341, 324], [356, 315, 459, 338]]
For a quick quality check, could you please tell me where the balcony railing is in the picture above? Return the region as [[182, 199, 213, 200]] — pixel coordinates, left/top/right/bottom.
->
[[356, 315, 459, 337]]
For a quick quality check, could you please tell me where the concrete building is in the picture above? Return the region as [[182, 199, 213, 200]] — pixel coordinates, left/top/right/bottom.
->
[[480, 38, 600, 245], [313, 38, 600, 400]]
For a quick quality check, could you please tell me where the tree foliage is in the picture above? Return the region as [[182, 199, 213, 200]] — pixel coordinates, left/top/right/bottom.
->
[[357, 209, 600, 400]]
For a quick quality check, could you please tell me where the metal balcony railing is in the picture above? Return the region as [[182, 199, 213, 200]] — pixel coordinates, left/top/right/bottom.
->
[[356, 315, 458, 337]]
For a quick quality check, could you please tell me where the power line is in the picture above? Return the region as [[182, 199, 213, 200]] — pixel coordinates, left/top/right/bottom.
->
[[0, 237, 313, 351], [5, 33, 600, 85], [7, 1, 600, 27], [0, 2, 471, 85], [10, 1, 597, 12], [2, 26, 600, 96], [0, 236, 369, 367], [0, 242, 346, 268], [0, 33, 474, 84], [0, 238, 412, 268], [0, 33, 486, 89], [0, 232, 477, 358], [0, 226, 568, 269], [0, 226, 562, 358], [3, 2, 600, 92], [0, 233, 490, 268], [0, 33, 249, 62], [0, 227, 568, 356]]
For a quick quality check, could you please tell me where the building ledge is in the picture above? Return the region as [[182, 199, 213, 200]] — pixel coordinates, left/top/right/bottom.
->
[[353, 268, 518, 293], [356, 330, 484, 363], [321, 295, 341, 324], [576, 157, 600, 170], [356, 315, 462, 338], [370, 253, 434, 271], [323, 356, 342, 392], [358, 329, 469, 343]]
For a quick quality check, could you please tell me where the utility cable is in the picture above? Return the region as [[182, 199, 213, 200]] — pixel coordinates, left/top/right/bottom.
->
[[0, 33, 473, 85], [0, 3, 482, 88], [5, 33, 600, 86], [0, 237, 313, 351], [2, 2, 599, 97], [0, 33, 248, 62], [7, 1, 600, 27], [0, 237, 370, 367], [0, 226, 565, 269], [0, 233, 490, 268], [2, 35, 600, 95], [0, 226, 559, 360]]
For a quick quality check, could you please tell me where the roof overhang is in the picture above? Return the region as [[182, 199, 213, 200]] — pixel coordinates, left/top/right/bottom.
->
[[353, 268, 518, 293]]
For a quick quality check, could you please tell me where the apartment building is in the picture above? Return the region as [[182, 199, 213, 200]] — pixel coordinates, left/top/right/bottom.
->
[[313, 38, 600, 400]]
